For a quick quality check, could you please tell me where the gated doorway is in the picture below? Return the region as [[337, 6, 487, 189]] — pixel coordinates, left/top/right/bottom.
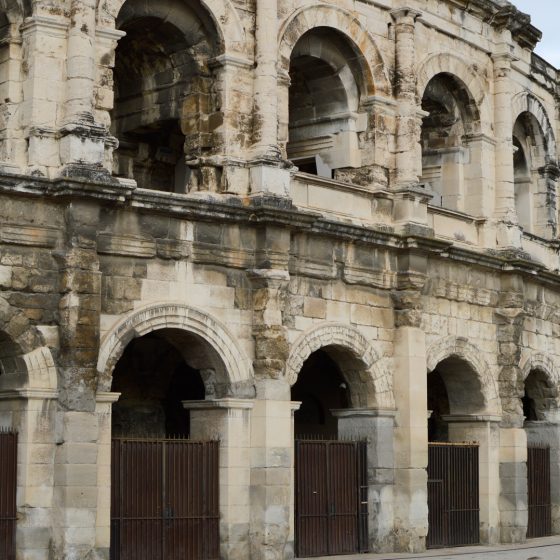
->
[[295, 439, 368, 557], [527, 445, 552, 538], [291, 349, 368, 557], [427, 443, 479, 548], [0, 429, 17, 560], [110, 438, 219, 560], [110, 330, 219, 559], [427, 359, 485, 548]]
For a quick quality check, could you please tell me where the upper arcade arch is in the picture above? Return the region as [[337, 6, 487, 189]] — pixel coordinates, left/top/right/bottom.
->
[[278, 4, 390, 98], [426, 336, 500, 416], [99, 0, 245, 51], [97, 302, 254, 398], [285, 323, 394, 409], [416, 52, 491, 134], [511, 92, 556, 159]]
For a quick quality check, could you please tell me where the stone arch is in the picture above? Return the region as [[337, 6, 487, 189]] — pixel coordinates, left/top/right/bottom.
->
[[99, 0, 244, 50], [519, 350, 559, 387], [285, 323, 394, 409], [416, 52, 491, 133], [512, 92, 557, 159], [427, 336, 500, 415], [0, 297, 57, 391], [278, 4, 391, 97], [97, 302, 254, 396]]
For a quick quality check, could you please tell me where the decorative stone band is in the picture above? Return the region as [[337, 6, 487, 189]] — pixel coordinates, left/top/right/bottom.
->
[[0, 388, 58, 400], [331, 408, 397, 419], [182, 398, 255, 411], [96, 392, 121, 404], [441, 414, 502, 423]]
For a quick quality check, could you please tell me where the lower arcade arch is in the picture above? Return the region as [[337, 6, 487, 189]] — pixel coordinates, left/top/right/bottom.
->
[[522, 367, 560, 537], [106, 320, 253, 560], [427, 353, 500, 548], [290, 343, 395, 557]]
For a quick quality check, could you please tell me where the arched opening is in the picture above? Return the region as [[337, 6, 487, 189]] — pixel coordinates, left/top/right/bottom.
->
[[291, 349, 349, 437], [426, 356, 492, 548], [111, 0, 220, 192], [513, 112, 550, 237], [109, 327, 227, 558], [420, 73, 481, 213], [287, 28, 367, 179], [523, 369, 559, 538], [111, 331, 206, 437]]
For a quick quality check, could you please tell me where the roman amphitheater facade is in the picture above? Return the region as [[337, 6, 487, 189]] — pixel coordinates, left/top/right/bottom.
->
[[1, 0, 560, 558]]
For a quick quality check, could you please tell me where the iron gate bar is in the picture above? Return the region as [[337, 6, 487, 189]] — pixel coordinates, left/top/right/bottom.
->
[[0, 429, 17, 560], [527, 445, 552, 539], [110, 437, 219, 560], [295, 439, 368, 558], [427, 442, 480, 549]]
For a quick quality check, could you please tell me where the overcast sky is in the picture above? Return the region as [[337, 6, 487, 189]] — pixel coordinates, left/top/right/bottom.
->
[[513, 1, 560, 67]]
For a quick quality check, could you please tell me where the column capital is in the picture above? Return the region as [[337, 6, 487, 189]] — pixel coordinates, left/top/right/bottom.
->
[[391, 7, 422, 23]]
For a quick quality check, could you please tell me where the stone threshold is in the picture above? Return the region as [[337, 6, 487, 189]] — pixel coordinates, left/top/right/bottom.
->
[[309, 536, 560, 559]]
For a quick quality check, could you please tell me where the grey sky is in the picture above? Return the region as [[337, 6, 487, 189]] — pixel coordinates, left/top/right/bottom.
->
[[513, 1, 560, 67]]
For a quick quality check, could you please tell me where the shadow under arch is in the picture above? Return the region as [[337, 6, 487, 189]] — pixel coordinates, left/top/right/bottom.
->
[[97, 302, 254, 398], [426, 336, 500, 417], [285, 323, 394, 410], [278, 4, 390, 97]]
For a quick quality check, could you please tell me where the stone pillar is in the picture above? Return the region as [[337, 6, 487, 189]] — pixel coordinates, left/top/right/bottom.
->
[[333, 408, 396, 552], [499, 427, 528, 542], [391, 7, 422, 189], [253, 0, 279, 160], [59, 0, 111, 177], [445, 415, 502, 544], [0, 389, 58, 560], [524, 419, 560, 534], [536, 163, 560, 238], [393, 325, 428, 551], [20, 16, 68, 177], [493, 46, 521, 248], [94, 26, 125, 176], [250, 0, 292, 196], [53, 409, 102, 558], [0, 25, 25, 173], [390, 8, 431, 233], [249, 380, 298, 560], [95, 392, 120, 559], [183, 398, 254, 560], [207, 54, 254, 195]]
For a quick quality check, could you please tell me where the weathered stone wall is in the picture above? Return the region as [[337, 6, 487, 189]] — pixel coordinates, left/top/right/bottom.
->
[[1, 0, 560, 559]]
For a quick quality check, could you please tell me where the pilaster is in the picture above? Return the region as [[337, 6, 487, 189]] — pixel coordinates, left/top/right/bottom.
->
[[493, 46, 522, 248]]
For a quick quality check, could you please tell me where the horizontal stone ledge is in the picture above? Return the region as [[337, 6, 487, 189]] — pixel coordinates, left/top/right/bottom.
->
[[183, 398, 255, 410], [0, 389, 58, 400], [331, 408, 397, 418], [441, 414, 502, 423]]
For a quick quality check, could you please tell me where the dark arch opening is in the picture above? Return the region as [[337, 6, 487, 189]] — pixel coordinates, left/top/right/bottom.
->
[[427, 356, 486, 442], [421, 73, 480, 212], [287, 27, 366, 179], [291, 349, 349, 438], [523, 369, 556, 423], [111, 331, 205, 438], [112, 0, 219, 192]]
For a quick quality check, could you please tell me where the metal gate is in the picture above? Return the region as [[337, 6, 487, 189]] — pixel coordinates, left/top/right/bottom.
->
[[527, 445, 552, 539], [110, 438, 219, 560], [0, 429, 17, 560], [295, 439, 368, 558], [427, 443, 479, 548]]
